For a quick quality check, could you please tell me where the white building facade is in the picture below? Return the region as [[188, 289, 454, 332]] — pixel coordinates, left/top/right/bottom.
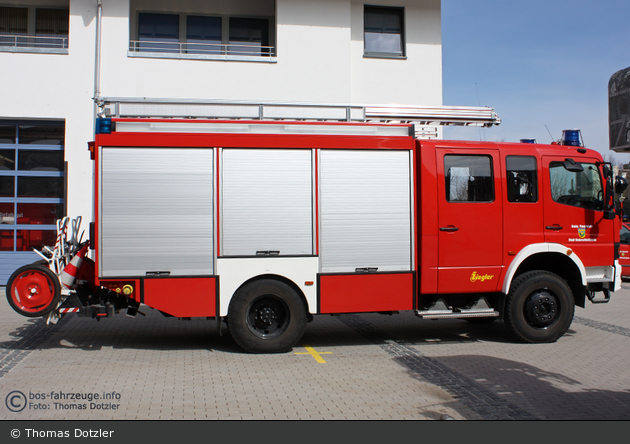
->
[[0, 0, 443, 282]]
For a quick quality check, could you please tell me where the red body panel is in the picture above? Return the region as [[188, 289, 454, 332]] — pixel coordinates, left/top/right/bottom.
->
[[435, 146, 503, 293], [319, 273, 414, 314], [143, 277, 217, 318], [417, 140, 439, 294]]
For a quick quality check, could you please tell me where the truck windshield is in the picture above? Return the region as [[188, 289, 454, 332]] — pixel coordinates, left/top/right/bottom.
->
[[549, 162, 603, 211]]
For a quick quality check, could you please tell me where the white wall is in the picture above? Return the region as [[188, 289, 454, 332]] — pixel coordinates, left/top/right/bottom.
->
[[0, 0, 443, 223], [0, 0, 96, 220], [98, 0, 441, 105], [350, 0, 442, 105]]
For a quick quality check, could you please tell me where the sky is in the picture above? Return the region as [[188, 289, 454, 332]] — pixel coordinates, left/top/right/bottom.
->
[[441, 0, 630, 162]]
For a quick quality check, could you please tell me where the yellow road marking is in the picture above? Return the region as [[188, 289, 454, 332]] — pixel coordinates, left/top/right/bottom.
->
[[294, 345, 332, 363]]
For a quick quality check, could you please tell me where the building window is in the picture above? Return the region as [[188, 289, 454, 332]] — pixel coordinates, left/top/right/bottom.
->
[[364, 6, 404, 58], [130, 10, 274, 60], [186, 15, 222, 54], [137, 12, 179, 52], [36, 8, 69, 37], [229, 18, 270, 56], [0, 121, 65, 253], [0, 6, 27, 35], [0, 5, 68, 53]]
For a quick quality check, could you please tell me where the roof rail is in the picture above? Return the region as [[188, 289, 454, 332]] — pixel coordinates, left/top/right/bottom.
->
[[97, 97, 501, 128]]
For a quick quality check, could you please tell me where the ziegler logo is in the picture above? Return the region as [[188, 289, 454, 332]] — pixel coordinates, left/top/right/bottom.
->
[[470, 272, 494, 283]]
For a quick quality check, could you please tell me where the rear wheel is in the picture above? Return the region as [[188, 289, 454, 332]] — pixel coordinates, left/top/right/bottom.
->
[[228, 279, 307, 353], [6, 264, 61, 317], [504, 271, 574, 343]]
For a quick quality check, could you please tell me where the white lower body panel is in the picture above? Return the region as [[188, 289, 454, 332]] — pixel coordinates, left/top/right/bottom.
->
[[217, 257, 319, 317]]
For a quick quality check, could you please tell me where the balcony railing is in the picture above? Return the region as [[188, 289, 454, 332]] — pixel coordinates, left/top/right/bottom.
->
[[128, 40, 276, 62], [0, 34, 68, 53]]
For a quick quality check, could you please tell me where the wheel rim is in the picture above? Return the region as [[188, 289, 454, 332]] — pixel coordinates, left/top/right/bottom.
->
[[10, 270, 56, 314], [524, 289, 559, 328], [246, 294, 290, 339]]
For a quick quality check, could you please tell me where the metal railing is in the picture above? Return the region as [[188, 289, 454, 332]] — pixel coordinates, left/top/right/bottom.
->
[[0, 34, 68, 50], [128, 40, 275, 58]]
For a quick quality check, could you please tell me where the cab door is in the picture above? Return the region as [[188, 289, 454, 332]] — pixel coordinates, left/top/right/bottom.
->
[[542, 157, 614, 267], [436, 149, 503, 293]]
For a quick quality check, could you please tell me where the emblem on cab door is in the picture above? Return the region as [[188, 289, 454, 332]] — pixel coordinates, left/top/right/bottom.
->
[[470, 272, 494, 283]]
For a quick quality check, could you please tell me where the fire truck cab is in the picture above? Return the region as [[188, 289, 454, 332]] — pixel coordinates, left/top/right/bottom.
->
[[5, 100, 626, 353]]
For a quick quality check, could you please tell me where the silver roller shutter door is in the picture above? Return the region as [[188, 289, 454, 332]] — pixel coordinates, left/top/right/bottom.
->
[[319, 149, 412, 272], [221, 149, 313, 256], [100, 147, 214, 277]]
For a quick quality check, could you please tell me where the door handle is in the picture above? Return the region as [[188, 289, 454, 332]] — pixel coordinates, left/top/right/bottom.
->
[[440, 227, 459, 232], [545, 225, 563, 231]]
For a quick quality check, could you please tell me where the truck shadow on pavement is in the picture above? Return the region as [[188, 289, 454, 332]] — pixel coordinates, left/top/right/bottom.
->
[[398, 353, 630, 420], [0, 310, 538, 356]]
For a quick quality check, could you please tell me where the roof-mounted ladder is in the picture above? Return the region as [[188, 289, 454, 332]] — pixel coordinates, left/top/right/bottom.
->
[[97, 98, 500, 139]]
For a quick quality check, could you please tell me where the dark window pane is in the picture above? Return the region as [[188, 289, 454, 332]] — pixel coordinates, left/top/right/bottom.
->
[[0, 149, 15, 170], [17, 177, 64, 198], [139, 13, 179, 39], [0, 124, 16, 144], [17, 203, 63, 225], [445, 155, 494, 202], [35, 8, 69, 36], [138, 13, 179, 52], [0, 7, 28, 35], [0, 230, 14, 251], [18, 150, 63, 171], [364, 7, 403, 55], [229, 18, 269, 56], [186, 15, 222, 54], [506, 155, 538, 202], [0, 176, 14, 197], [18, 124, 64, 145], [187, 15, 221, 41]]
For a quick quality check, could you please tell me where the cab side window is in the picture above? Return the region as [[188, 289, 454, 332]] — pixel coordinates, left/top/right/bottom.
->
[[444, 155, 493, 202], [621, 225, 630, 245], [506, 156, 537, 202]]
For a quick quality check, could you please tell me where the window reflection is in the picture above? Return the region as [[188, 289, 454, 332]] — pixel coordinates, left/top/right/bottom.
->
[[18, 150, 63, 171], [17, 176, 64, 198]]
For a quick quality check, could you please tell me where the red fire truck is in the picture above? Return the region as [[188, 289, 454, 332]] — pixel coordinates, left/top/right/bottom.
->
[[5, 100, 627, 353]]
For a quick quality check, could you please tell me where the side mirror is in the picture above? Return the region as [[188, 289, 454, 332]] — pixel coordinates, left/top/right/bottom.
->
[[563, 158, 584, 173], [615, 176, 628, 195]]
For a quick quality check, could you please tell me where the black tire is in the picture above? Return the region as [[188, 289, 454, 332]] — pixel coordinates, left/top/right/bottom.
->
[[228, 279, 307, 353], [6, 264, 61, 317], [504, 270, 574, 343]]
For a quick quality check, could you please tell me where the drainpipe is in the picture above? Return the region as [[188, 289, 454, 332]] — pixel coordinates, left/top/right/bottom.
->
[[93, 0, 103, 124]]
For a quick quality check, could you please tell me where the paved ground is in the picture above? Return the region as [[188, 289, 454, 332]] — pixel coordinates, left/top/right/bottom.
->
[[1, 283, 629, 421]]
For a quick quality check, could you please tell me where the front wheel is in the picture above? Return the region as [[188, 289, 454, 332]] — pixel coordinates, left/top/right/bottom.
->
[[504, 271, 574, 343], [228, 279, 307, 353], [6, 264, 61, 317]]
